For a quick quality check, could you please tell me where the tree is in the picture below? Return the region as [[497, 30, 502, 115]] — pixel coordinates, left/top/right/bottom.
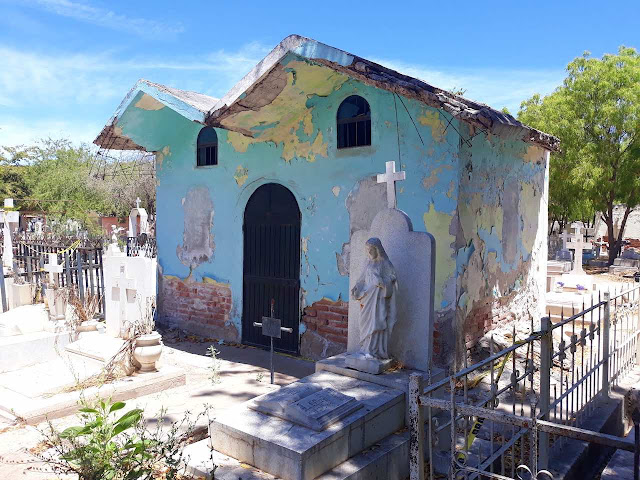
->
[[519, 47, 640, 263], [25, 140, 108, 227]]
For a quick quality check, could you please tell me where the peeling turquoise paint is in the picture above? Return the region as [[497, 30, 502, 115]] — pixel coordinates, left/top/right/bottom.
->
[[109, 53, 548, 347]]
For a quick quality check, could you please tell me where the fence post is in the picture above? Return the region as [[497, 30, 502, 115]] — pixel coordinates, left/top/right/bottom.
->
[[25, 255, 32, 283], [64, 252, 72, 287], [76, 250, 85, 301], [539, 316, 552, 470], [409, 373, 425, 480], [0, 262, 7, 313], [603, 292, 611, 399]]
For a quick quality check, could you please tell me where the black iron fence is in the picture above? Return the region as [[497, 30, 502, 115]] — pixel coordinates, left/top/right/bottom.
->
[[0, 239, 105, 316], [126, 235, 157, 258]]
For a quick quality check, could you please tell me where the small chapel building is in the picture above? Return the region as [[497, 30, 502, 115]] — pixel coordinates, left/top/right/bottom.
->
[[95, 35, 558, 366]]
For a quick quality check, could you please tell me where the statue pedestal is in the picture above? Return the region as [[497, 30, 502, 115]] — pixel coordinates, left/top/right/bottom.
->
[[345, 353, 394, 375]]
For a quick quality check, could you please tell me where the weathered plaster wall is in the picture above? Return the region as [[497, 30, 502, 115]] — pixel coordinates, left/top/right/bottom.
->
[[108, 52, 549, 367], [455, 125, 549, 364], [112, 54, 461, 361]]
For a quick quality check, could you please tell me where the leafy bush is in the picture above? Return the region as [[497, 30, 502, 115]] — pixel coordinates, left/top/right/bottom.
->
[[41, 399, 212, 480]]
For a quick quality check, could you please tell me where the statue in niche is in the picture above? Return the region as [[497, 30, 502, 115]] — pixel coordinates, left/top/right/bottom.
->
[[350, 237, 398, 360]]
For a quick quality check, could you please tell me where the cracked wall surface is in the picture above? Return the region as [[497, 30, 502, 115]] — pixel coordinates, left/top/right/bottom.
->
[[110, 54, 549, 365], [454, 125, 549, 365]]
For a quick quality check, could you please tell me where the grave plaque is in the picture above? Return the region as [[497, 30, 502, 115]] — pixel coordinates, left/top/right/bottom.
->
[[247, 382, 362, 431]]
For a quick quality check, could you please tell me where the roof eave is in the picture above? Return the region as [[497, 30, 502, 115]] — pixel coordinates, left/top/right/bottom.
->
[[206, 35, 559, 152]]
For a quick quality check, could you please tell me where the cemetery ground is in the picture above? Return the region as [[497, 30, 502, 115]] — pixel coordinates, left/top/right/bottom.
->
[[0, 326, 315, 479]]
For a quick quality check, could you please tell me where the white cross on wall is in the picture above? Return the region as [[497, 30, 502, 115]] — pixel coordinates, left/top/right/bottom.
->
[[113, 264, 137, 328], [377, 161, 406, 209], [44, 253, 64, 286]]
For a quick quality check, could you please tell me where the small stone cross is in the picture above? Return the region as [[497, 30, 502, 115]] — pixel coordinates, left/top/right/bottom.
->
[[113, 264, 137, 334], [44, 253, 63, 286], [559, 230, 571, 250], [377, 161, 406, 209], [135, 197, 141, 209], [567, 231, 592, 275]]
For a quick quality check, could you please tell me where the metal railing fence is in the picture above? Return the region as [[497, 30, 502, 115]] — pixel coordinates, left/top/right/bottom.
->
[[410, 284, 640, 480]]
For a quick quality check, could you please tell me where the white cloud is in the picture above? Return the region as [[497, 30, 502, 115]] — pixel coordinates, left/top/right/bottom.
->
[[0, 42, 271, 146], [20, 0, 183, 38], [0, 42, 272, 107], [369, 58, 565, 114]]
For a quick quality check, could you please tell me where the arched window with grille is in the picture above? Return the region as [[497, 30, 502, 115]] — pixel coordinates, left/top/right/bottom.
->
[[337, 95, 371, 149], [197, 127, 218, 166]]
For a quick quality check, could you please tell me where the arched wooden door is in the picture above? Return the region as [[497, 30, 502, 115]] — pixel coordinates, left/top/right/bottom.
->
[[242, 183, 301, 353]]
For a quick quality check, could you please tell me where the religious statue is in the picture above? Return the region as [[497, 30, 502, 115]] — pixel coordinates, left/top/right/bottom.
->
[[111, 225, 124, 245], [350, 237, 398, 360]]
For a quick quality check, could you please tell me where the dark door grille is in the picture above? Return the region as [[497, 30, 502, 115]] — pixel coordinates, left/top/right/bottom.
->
[[242, 184, 301, 353]]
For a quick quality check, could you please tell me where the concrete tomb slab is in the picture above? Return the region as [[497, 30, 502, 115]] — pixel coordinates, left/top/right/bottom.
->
[[248, 382, 363, 431], [209, 371, 405, 480], [65, 331, 126, 363]]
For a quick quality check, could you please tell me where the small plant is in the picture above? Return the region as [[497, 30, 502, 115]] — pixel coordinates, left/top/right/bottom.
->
[[256, 371, 265, 383], [40, 399, 213, 479], [207, 345, 222, 385]]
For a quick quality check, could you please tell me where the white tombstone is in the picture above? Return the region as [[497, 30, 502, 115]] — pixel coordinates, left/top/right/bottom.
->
[[34, 220, 43, 236], [2, 216, 12, 269], [103, 246, 157, 338], [44, 253, 63, 286], [347, 161, 436, 372], [128, 198, 149, 238], [2, 199, 17, 269], [109, 264, 137, 338], [566, 227, 592, 275], [348, 209, 436, 372]]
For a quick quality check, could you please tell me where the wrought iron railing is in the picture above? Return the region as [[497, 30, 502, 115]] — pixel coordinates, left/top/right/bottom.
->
[[409, 284, 640, 480], [126, 235, 157, 258]]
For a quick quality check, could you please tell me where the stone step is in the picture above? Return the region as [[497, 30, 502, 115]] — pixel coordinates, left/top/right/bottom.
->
[[208, 371, 406, 480], [315, 431, 408, 480], [186, 431, 411, 480]]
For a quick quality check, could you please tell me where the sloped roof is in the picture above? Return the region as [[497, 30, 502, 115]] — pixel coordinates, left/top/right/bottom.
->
[[95, 35, 558, 151], [94, 79, 218, 150]]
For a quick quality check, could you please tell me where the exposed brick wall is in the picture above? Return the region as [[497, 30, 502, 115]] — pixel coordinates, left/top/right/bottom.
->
[[158, 276, 239, 342], [300, 298, 348, 360], [463, 298, 514, 349]]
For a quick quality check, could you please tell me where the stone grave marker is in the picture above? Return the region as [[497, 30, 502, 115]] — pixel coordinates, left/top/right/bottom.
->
[[566, 228, 592, 275], [347, 161, 436, 372], [109, 264, 137, 337], [44, 253, 63, 286], [247, 381, 362, 432]]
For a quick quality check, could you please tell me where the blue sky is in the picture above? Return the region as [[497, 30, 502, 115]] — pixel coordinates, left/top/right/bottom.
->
[[0, 0, 638, 147]]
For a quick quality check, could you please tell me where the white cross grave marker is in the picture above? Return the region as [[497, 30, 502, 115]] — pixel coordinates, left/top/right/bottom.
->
[[44, 253, 63, 286], [113, 264, 137, 337], [136, 197, 141, 209], [566, 228, 592, 275], [560, 230, 571, 250], [377, 161, 406, 209]]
